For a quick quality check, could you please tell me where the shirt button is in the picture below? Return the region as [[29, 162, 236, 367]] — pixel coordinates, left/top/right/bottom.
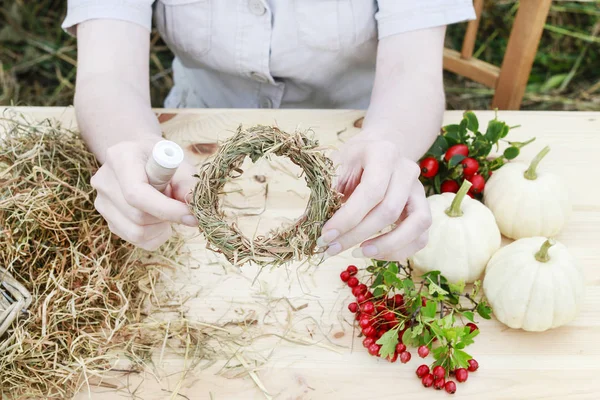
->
[[248, 0, 266, 16], [250, 71, 269, 83], [259, 96, 273, 109]]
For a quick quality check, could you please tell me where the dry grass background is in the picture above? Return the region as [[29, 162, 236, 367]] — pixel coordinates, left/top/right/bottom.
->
[[0, 0, 598, 111]]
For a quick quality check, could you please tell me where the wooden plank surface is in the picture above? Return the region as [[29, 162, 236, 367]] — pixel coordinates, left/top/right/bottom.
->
[[3, 107, 600, 400]]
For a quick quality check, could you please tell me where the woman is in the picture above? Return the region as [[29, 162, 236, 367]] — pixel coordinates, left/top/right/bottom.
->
[[62, 0, 475, 260]]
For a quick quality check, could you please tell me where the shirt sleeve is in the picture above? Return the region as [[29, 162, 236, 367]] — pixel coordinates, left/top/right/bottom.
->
[[376, 0, 476, 39], [61, 0, 155, 36]]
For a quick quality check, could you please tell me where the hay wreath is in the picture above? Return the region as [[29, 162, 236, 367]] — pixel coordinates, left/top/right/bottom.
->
[[191, 125, 342, 267]]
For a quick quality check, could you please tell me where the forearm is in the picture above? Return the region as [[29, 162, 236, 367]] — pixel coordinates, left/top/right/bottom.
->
[[361, 27, 446, 161], [75, 76, 161, 164]]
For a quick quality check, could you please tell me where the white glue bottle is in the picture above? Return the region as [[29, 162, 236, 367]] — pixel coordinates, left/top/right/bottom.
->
[[144, 140, 184, 193]]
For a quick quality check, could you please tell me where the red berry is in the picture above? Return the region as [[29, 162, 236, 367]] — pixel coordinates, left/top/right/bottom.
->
[[395, 343, 406, 354], [376, 330, 384, 339], [355, 311, 362, 320], [375, 301, 387, 313], [444, 144, 469, 162], [445, 380, 457, 394], [346, 265, 358, 275], [422, 374, 434, 388], [347, 277, 359, 288], [455, 368, 468, 383], [340, 271, 350, 282], [352, 286, 362, 297], [461, 157, 479, 176], [433, 366, 446, 379], [363, 326, 376, 338], [466, 322, 478, 333], [368, 343, 381, 356], [356, 294, 366, 303], [362, 337, 375, 348], [467, 174, 485, 194], [393, 294, 404, 307], [361, 301, 375, 315], [468, 359, 479, 372], [356, 284, 368, 296], [386, 352, 398, 363], [359, 317, 372, 329], [420, 157, 439, 178], [364, 291, 374, 300], [418, 345, 430, 358], [441, 180, 460, 193], [434, 377, 446, 390], [399, 351, 411, 364], [347, 302, 358, 313], [416, 364, 430, 378], [421, 297, 427, 307], [383, 311, 396, 322]]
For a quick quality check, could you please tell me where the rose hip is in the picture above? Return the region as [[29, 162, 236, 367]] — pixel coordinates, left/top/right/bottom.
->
[[418, 345, 429, 358], [368, 343, 381, 356], [466, 322, 478, 333], [346, 265, 358, 275], [468, 359, 479, 372], [416, 364, 430, 378], [352, 286, 362, 297], [400, 351, 411, 364], [441, 180, 460, 193], [356, 294, 366, 303], [455, 368, 468, 383], [363, 326, 376, 338], [347, 277, 359, 288], [445, 380, 457, 394], [356, 284, 368, 295], [422, 374, 434, 388], [395, 343, 406, 354], [433, 366, 446, 379], [359, 317, 371, 329], [434, 377, 446, 390], [340, 271, 350, 282], [362, 337, 375, 348], [386, 352, 398, 363], [383, 311, 396, 322], [361, 301, 375, 315], [347, 302, 358, 313], [461, 157, 479, 176]]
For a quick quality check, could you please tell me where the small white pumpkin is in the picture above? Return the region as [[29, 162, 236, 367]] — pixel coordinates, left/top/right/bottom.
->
[[484, 146, 571, 239], [410, 180, 501, 283], [483, 237, 584, 332]]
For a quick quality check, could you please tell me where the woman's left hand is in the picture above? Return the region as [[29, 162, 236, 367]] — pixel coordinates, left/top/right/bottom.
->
[[318, 134, 432, 261]]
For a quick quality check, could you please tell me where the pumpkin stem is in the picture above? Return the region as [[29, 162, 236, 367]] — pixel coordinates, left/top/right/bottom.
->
[[445, 180, 472, 217], [524, 146, 551, 180], [535, 238, 555, 262]]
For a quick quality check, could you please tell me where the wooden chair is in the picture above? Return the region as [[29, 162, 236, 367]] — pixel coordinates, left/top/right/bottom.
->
[[443, 0, 552, 110]]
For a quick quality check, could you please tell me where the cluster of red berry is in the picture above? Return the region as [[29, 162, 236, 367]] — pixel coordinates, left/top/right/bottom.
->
[[340, 265, 480, 395], [419, 144, 485, 197]]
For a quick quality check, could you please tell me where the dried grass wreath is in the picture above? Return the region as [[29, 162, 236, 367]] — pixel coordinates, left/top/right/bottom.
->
[[191, 125, 342, 267]]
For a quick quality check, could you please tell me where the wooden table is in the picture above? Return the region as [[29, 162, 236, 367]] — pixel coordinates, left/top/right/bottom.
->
[[4, 107, 600, 399]]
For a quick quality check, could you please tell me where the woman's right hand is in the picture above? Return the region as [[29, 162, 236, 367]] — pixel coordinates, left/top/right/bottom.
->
[[91, 138, 198, 250]]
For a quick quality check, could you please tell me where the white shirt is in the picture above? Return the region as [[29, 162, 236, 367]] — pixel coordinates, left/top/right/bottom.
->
[[63, 0, 475, 110]]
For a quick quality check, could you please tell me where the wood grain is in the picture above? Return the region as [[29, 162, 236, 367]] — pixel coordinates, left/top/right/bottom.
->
[[461, 0, 484, 60], [443, 48, 500, 89], [3, 107, 600, 400]]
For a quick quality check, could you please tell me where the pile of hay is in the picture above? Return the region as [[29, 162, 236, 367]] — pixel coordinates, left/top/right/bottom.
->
[[0, 115, 226, 398]]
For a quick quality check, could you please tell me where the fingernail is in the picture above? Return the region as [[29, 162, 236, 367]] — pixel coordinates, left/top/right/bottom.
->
[[181, 214, 198, 227], [352, 245, 378, 258], [317, 230, 340, 247], [325, 242, 342, 258]]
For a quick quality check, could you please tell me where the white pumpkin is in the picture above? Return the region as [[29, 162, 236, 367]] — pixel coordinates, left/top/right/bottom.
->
[[483, 237, 584, 332], [484, 146, 571, 239], [410, 180, 501, 283]]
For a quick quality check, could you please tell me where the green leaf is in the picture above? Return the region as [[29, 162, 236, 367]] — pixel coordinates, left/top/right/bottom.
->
[[443, 124, 461, 135], [503, 146, 520, 160], [376, 328, 399, 359], [402, 278, 415, 293], [477, 301, 493, 320], [429, 322, 445, 339], [428, 279, 449, 296], [484, 120, 506, 143], [411, 324, 424, 338], [541, 73, 568, 92], [372, 287, 385, 298], [384, 271, 401, 287], [455, 342, 466, 350], [432, 345, 446, 361], [500, 125, 510, 139], [402, 328, 418, 347], [448, 281, 465, 294], [440, 314, 454, 329], [462, 311, 475, 323], [426, 136, 449, 158], [433, 173, 441, 194], [453, 349, 472, 369], [463, 111, 479, 133], [370, 273, 384, 289], [421, 300, 437, 319], [448, 154, 467, 168]]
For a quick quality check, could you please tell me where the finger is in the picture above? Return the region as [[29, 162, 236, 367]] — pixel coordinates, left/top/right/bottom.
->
[[99, 198, 172, 245], [93, 168, 163, 226], [353, 182, 431, 258], [170, 162, 198, 204], [319, 156, 393, 246], [135, 227, 173, 251], [378, 231, 430, 262], [331, 171, 411, 257], [105, 144, 196, 225]]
